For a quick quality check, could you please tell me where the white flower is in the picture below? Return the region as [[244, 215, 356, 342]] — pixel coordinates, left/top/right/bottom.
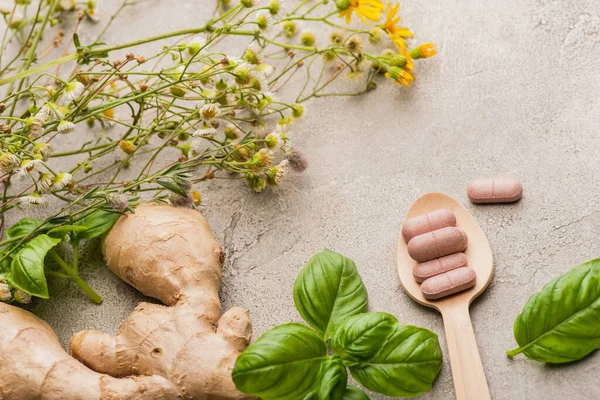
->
[[52, 173, 73, 191], [198, 103, 221, 122], [57, 120, 76, 134], [14, 289, 31, 304], [255, 10, 273, 31], [255, 148, 274, 167], [255, 63, 275, 79], [33, 142, 54, 161], [30, 118, 44, 138], [185, 35, 206, 59], [193, 126, 217, 137], [19, 192, 48, 208], [40, 173, 54, 192], [62, 81, 85, 102], [0, 281, 11, 301], [265, 131, 283, 149], [37, 103, 63, 121], [268, 159, 289, 185], [60, 0, 76, 11], [0, 152, 20, 174], [16, 159, 42, 181]]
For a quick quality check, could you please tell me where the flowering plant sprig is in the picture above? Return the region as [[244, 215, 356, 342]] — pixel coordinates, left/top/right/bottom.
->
[[0, 0, 436, 304]]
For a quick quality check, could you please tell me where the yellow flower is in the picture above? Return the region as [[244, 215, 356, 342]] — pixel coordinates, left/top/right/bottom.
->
[[381, 2, 413, 50], [410, 43, 438, 59], [336, 0, 384, 25], [385, 66, 414, 87]]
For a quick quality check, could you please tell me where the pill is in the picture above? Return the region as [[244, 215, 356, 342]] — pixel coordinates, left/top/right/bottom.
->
[[467, 178, 523, 204], [402, 209, 457, 242], [413, 252, 468, 283], [420, 266, 477, 300], [407, 227, 468, 262]]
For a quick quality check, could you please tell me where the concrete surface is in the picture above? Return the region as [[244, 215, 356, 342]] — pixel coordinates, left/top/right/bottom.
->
[[12, 0, 600, 399]]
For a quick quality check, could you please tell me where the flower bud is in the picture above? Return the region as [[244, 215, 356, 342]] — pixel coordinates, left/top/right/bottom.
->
[[291, 103, 304, 119], [410, 43, 437, 59], [336, 0, 351, 12], [14, 289, 31, 304], [240, 0, 256, 8], [0, 281, 12, 302], [282, 21, 297, 38], [300, 31, 316, 47], [330, 31, 344, 45], [169, 86, 187, 97], [119, 140, 136, 154]]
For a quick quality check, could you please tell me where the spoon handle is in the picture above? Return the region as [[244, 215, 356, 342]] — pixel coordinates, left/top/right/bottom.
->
[[441, 303, 491, 400]]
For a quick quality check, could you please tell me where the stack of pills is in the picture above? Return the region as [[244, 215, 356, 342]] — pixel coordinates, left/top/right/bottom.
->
[[402, 209, 476, 300]]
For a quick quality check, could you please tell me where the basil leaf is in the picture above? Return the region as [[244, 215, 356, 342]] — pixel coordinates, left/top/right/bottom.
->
[[0, 251, 11, 276], [6, 218, 42, 239], [319, 358, 347, 400], [293, 249, 368, 339], [343, 386, 369, 400], [73, 210, 120, 241], [349, 324, 442, 398], [332, 312, 398, 365], [508, 258, 600, 363], [233, 323, 328, 399], [9, 234, 61, 298]]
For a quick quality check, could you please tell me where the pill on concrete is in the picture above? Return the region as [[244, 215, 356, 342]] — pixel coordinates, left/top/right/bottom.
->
[[413, 252, 468, 283], [407, 227, 468, 262], [402, 209, 457, 242], [467, 178, 523, 204], [420, 266, 477, 300]]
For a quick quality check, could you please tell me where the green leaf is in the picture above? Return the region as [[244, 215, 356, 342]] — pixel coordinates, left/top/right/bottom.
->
[[9, 234, 61, 298], [73, 210, 120, 241], [47, 225, 89, 239], [508, 258, 600, 363], [293, 249, 368, 339], [319, 358, 347, 400], [6, 218, 42, 239], [0, 251, 11, 276], [332, 312, 399, 365], [233, 323, 328, 399], [343, 386, 369, 400], [349, 324, 442, 398]]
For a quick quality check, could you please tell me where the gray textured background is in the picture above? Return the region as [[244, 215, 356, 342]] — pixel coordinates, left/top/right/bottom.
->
[[16, 0, 600, 399]]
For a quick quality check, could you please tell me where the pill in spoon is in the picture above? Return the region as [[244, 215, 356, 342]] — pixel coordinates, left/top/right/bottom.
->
[[420, 266, 477, 300], [407, 227, 468, 262], [402, 208, 456, 242], [413, 252, 468, 283]]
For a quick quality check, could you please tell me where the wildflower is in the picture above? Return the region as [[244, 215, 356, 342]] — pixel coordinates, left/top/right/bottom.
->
[[300, 31, 316, 47], [282, 21, 297, 38], [37, 102, 63, 121], [0, 152, 19, 174], [330, 31, 344, 45], [193, 125, 217, 137], [192, 191, 201, 206], [62, 81, 85, 102], [233, 63, 252, 85], [346, 36, 363, 53], [381, 1, 413, 50], [256, 10, 272, 30], [170, 193, 194, 208], [243, 43, 262, 65], [247, 174, 267, 192], [255, 63, 275, 78], [40, 173, 55, 192], [224, 123, 242, 140], [7, 12, 23, 29], [264, 132, 283, 149], [119, 140, 136, 154], [186, 35, 206, 59], [19, 192, 48, 208], [240, 0, 256, 8], [278, 115, 293, 128], [57, 120, 76, 134], [385, 66, 414, 87], [33, 142, 54, 160], [267, 160, 289, 185], [369, 27, 384, 44], [0, 281, 11, 302], [59, 0, 76, 11], [14, 289, 31, 304], [267, 0, 280, 15], [170, 86, 187, 97], [336, 0, 384, 25], [410, 42, 437, 59], [199, 103, 221, 122], [253, 148, 274, 167], [16, 159, 42, 180], [286, 148, 309, 172], [29, 117, 44, 138], [52, 173, 73, 191], [103, 108, 115, 118], [291, 104, 305, 119]]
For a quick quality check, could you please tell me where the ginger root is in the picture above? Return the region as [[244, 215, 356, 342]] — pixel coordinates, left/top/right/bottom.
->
[[0, 204, 252, 399]]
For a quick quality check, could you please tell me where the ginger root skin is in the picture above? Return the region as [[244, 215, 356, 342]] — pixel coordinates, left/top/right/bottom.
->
[[0, 205, 252, 400], [72, 204, 253, 399]]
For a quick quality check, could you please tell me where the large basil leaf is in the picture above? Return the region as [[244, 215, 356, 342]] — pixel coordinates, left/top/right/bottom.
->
[[319, 358, 347, 400], [349, 325, 442, 398], [5, 218, 42, 239], [343, 386, 369, 400], [9, 234, 61, 298], [293, 249, 368, 339], [332, 312, 398, 365], [232, 323, 329, 399], [508, 258, 600, 363], [73, 210, 120, 241]]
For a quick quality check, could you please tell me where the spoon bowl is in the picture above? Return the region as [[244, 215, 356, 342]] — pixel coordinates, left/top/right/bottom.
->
[[397, 192, 493, 400]]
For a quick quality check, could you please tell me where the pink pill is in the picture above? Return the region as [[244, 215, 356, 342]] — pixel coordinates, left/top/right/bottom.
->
[[421, 266, 477, 300], [402, 209, 457, 242], [413, 252, 468, 283], [467, 178, 523, 204], [407, 227, 468, 263]]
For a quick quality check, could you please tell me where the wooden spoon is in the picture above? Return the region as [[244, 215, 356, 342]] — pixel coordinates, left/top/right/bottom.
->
[[397, 192, 493, 400]]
